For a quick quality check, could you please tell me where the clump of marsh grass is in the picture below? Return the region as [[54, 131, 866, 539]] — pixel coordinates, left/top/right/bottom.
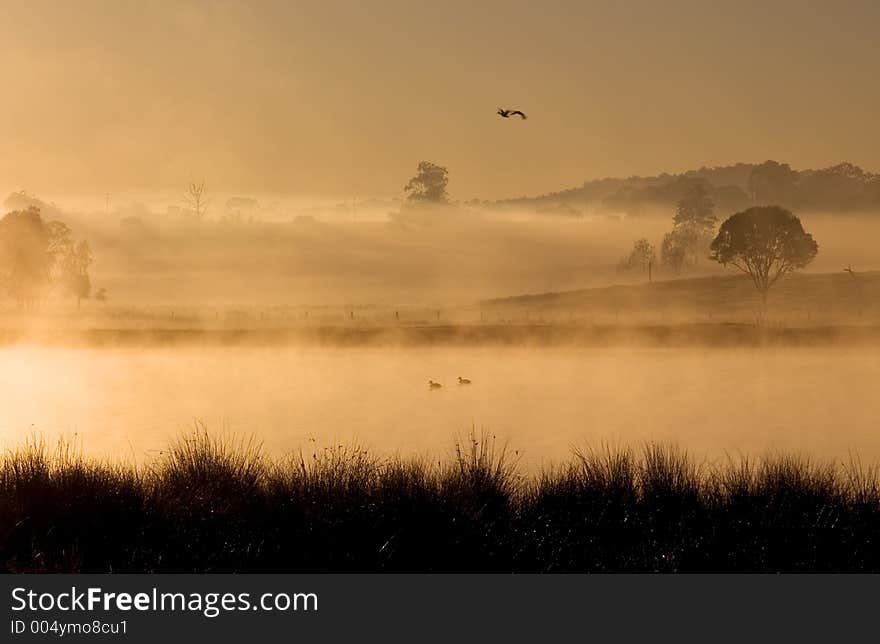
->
[[443, 431, 518, 514], [259, 443, 386, 570], [0, 436, 143, 572], [154, 422, 266, 497], [3, 430, 880, 573], [142, 423, 268, 572], [271, 442, 381, 502]]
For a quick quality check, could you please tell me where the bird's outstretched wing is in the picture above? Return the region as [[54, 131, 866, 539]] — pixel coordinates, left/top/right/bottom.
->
[[497, 108, 509, 117], [510, 110, 527, 120]]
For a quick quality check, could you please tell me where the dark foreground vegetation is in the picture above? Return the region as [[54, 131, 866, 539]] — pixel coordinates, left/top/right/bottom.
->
[[3, 431, 880, 573]]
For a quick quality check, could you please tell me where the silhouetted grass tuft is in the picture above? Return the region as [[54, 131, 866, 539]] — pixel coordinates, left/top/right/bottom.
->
[[2, 432, 880, 572]]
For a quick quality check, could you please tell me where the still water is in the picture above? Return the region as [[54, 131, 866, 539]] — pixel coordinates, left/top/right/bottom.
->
[[2, 345, 878, 467]]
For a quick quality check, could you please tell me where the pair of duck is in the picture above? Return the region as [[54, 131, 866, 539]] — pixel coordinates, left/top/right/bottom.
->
[[428, 377, 470, 389]]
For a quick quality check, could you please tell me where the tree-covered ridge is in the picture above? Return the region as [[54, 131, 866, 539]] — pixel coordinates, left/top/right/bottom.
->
[[496, 161, 880, 215]]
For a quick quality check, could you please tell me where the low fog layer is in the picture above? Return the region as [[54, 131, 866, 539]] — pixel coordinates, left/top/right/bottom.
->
[[1, 168, 879, 465], [3, 191, 880, 315]]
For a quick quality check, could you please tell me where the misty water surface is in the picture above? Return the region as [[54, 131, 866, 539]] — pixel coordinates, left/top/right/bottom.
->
[[2, 345, 878, 467]]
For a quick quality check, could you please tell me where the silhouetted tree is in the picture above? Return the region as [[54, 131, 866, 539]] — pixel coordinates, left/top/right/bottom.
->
[[620, 238, 656, 282], [404, 162, 449, 203], [710, 206, 817, 311], [674, 183, 716, 231], [2, 190, 64, 220], [0, 207, 73, 307], [660, 229, 690, 275], [60, 240, 93, 307], [662, 183, 717, 274], [184, 179, 210, 222]]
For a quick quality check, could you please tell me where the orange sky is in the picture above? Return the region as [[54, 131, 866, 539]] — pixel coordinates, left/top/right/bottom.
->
[[1, 0, 878, 201]]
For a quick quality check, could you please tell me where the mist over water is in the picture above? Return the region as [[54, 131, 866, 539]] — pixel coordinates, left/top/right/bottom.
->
[[3, 195, 880, 466], [3, 344, 878, 467], [5, 2, 880, 580]]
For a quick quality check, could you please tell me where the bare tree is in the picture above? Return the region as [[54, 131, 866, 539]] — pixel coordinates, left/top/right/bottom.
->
[[184, 179, 210, 222]]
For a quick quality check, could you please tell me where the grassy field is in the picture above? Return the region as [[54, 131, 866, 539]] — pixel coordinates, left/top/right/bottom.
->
[[1, 270, 876, 347], [486, 270, 880, 324], [3, 430, 880, 573]]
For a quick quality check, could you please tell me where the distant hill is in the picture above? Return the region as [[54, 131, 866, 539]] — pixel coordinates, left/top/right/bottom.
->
[[483, 270, 880, 324], [494, 161, 880, 217]]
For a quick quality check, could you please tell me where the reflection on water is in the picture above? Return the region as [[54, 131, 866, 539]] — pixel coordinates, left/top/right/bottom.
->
[[2, 345, 878, 467]]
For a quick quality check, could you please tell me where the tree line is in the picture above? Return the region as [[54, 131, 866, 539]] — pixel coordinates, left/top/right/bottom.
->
[[399, 160, 820, 315], [621, 183, 818, 312], [504, 160, 880, 216], [0, 163, 822, 314]]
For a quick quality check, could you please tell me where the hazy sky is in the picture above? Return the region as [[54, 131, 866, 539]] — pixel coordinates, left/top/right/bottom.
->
[[1, 0, 878, 201]]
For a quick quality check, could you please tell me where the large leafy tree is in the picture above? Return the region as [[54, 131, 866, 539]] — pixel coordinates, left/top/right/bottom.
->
[[710, 206, 817, 310], [0, 206, 90, 308], [662, 183, 717, 274], [660, 228, 692, 274], [0, 207, 65, 306], [673, 182, 716, 231], [60, 240, 93, 307], [403, 162, 449, 203]]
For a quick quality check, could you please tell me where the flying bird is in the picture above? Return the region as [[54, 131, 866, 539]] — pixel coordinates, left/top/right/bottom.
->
[[458, 377, 472, 385], [497, 108, 527, 120]]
